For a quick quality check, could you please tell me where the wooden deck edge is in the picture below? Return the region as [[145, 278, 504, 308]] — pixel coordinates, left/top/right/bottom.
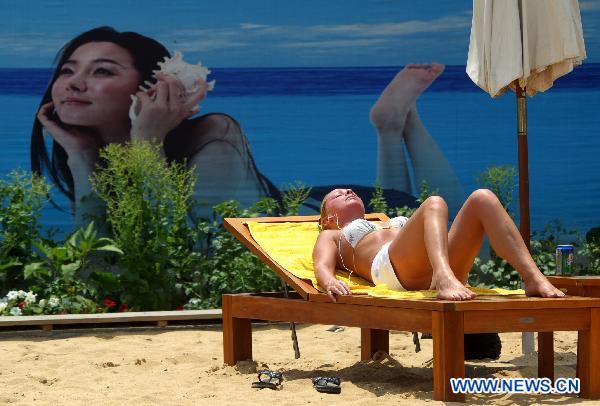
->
[[0, 309, 222, 328]]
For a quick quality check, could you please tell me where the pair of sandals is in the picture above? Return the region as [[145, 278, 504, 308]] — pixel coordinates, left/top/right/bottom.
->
[[251, 370, 341, 394]]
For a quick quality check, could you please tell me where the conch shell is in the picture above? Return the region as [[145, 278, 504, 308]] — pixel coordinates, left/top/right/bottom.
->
[[129, 51, 215, 122]]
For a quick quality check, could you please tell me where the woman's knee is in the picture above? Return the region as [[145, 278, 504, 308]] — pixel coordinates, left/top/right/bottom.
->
[[467, 189, 500, 210], [422, 195, 448, 212]]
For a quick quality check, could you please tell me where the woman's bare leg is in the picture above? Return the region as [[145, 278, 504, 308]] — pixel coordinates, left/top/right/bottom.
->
[[370, 64, 445, 193], [386, 196, 476, 300], [403, 106, 465, 216], [447, 189, 564, 297]]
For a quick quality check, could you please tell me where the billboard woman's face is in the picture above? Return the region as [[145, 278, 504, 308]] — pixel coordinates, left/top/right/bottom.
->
[[51, 42, 141, 132]]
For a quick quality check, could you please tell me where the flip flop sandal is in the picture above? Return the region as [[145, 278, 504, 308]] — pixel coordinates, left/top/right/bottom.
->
[[251, 381, 279, 389], [312, 376, 341, 394], [251, 370, 283, 390]]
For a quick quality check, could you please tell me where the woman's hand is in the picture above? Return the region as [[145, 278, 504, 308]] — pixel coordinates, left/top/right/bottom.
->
[[130, 74, 208, 144], [37, 101, 99, 161], [325, 278, 351, 302]]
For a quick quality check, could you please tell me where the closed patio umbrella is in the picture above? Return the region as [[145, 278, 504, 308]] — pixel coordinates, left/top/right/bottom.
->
[[466, 0, 586, 248]]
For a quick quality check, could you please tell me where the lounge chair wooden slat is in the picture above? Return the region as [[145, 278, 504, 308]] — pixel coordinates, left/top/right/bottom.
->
[[225, 293, 432, 332], [548, 276, 600, 297], [463, 308, 589, 333]]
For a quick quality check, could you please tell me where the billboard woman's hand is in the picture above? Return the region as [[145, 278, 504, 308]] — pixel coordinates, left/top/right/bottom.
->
[[130, 74, 208, 144], [37, 101, 99, 162]]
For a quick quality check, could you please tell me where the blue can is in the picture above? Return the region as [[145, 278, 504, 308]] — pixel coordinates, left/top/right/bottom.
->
[[556, 245, 574, 275]]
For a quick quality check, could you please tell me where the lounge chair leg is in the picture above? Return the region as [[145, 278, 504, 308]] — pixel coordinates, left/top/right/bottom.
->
[[578, 308, 600, 399], [432, 311, 465, 402], [280, 279, 301, 359], [360, 328, 389, 360], [222, 295, 252, 365], [537, 332, 554, 381]]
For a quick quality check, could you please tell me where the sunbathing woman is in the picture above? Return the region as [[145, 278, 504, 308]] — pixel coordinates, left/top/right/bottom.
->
[[313, 188, 564, 301]]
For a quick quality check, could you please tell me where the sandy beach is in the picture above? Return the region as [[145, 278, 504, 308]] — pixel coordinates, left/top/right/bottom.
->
[[0, 322, 592, 405]]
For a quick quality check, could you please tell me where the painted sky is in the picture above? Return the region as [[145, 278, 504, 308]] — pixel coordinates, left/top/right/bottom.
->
[[1, 0, 599, 67]]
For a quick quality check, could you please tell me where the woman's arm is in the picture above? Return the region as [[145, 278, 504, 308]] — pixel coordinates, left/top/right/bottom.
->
[[313, 230, 351, 302], [37, 101, 105, 228]]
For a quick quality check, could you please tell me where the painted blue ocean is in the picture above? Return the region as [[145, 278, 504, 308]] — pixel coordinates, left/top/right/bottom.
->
[[1, 65, 599, 236]]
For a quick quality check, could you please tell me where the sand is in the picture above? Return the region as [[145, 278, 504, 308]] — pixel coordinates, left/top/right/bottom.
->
[[0, 322, 592, 405]]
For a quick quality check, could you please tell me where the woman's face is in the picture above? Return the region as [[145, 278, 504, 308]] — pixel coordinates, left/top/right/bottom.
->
[[51, 42, 141, 131], [323, 189, 365, 229]]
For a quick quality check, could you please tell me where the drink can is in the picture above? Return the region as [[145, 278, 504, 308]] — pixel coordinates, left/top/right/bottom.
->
[[556, 245, 574, 275]]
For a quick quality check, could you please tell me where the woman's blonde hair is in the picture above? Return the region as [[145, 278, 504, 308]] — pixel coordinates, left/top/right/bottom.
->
[[318, 191, 334, 232]]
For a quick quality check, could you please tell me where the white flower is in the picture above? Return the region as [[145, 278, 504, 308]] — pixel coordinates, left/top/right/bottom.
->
[[38, 299, 47, 308], [0, 302, 7, 312], [188, 298, 200, 305], [48, 297, 60, 307], [9, 307, 22, 316], [6, 290, 19, 301], [24, 291, 37, 304]]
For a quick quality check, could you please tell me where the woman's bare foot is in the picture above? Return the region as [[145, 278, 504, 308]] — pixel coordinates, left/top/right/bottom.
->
[[434, 271, 477, 301], [523, 273, 565, 298], [370, 63, 445, 134]]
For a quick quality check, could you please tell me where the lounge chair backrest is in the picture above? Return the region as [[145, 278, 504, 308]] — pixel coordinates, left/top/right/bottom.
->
[[224, 213, 389, 300]]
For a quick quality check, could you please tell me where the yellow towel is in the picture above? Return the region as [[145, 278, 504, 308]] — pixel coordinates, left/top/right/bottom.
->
[[247, 221, 524, 299]]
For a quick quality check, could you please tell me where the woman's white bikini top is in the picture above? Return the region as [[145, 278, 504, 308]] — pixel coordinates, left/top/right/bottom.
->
[[341, 216, 409, 248]]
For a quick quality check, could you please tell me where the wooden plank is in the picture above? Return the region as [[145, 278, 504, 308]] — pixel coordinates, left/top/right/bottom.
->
[[588, 308, 600, 398], [548, 276, 600, 297], [307, 292, 452, 311], [228, 294, 432, 332], [538, 332, 554, 381], [222, 295, 252, 365], [547, 276, 582, 287], [360, 328, 389, 360], [314, 294, 600, 312], [309, 293, 600, 312], [464, 308, 589, 333], [448, 296, 600, 312], [578, 308, 600, 399], [577, 327, 589, 391], [583, 287, 600, 298], [0, 309, 222, 328], [432, 311, 465, 402]]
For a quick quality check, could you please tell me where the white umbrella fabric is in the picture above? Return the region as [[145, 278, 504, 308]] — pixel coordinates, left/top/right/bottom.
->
[[466, 0, 586, 247], [467, 0, 586, 98]]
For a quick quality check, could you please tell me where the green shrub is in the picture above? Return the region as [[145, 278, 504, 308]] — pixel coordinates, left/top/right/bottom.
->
[[281, 182, 312, 216], [0, 170, 50, 293], [181, 199, 283, 309], [577, 226, 600, 275], [91, 141, 202, 310], [369, 181, 437, 219], [23, 222, 122, 313], [476, 165, 516, 215]]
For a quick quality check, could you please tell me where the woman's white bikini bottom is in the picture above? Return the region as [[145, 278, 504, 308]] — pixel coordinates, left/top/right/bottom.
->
[[371, 242, 436, 291]]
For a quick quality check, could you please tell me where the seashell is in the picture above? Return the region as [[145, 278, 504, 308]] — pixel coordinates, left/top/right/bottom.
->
[[129, 51, 215, 122]]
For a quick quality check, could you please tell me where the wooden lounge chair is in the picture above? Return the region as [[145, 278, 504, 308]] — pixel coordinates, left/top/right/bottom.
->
[[223, 214, 600, 402]]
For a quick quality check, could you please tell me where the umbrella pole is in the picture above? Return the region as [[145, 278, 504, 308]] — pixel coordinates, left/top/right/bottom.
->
[[516, 83, 530, 251]]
